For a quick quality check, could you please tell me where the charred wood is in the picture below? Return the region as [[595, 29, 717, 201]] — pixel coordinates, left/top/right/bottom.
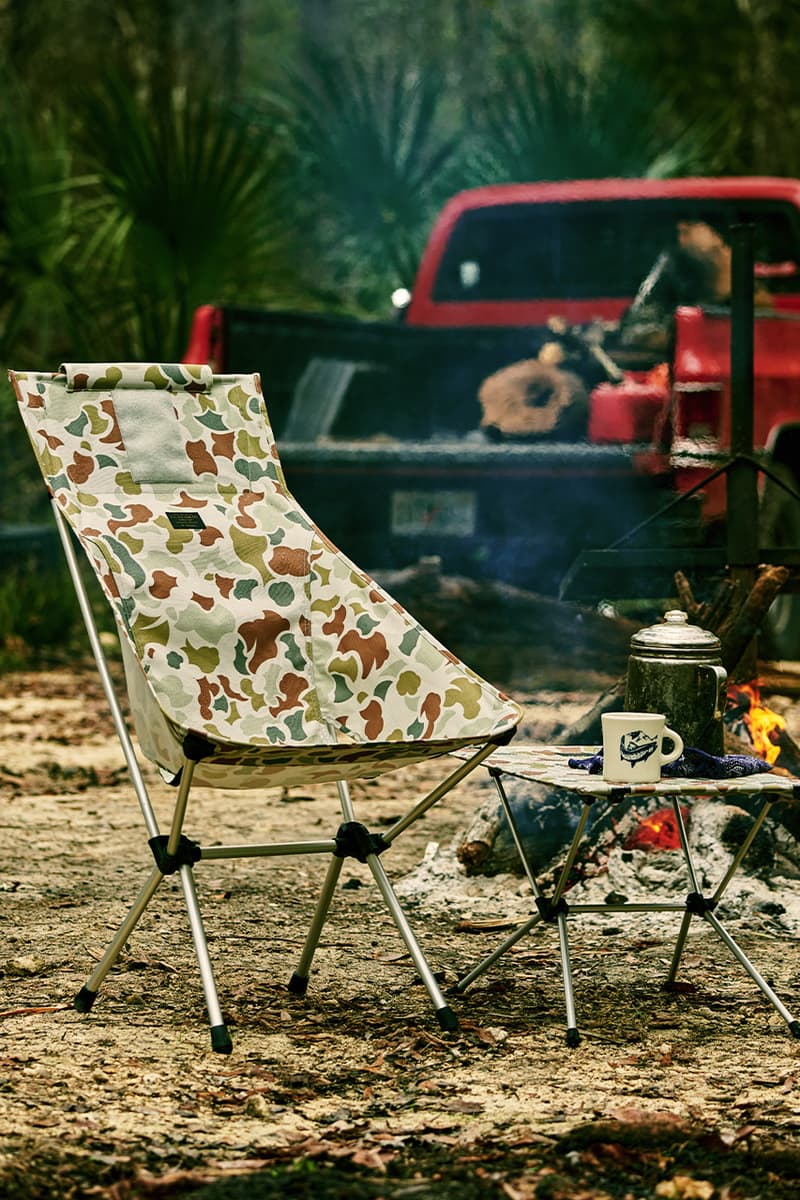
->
[[770, 724, 800, 776], [674, 565, 790, 676], [371, 557, 637, 686]]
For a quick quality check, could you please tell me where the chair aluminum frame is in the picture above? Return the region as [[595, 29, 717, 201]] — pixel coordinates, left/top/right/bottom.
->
[[453, 759, 800, 1047], [55, 499, 503, 1053]]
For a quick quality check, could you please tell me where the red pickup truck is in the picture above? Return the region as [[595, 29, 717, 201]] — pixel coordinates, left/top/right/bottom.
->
[[184, 176, 800, 651]]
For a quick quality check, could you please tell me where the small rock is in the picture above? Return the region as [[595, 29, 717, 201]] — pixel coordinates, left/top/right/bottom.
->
[[3, 956, 47, 977], [484, 1026, 510, 1044], [245, 1094, 272, 1117]]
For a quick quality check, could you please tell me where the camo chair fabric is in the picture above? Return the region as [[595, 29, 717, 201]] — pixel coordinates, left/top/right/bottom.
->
[[10, 362, 520, 1051], [11, 363, 520, 785]]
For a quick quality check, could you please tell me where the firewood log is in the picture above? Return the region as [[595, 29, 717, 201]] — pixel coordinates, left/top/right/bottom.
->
[[674, 565, 790, 674], [371, 557, 637, 684]]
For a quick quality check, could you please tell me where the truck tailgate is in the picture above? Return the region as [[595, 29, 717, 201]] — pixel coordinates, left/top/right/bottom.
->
[[278, 438, 672, 593]]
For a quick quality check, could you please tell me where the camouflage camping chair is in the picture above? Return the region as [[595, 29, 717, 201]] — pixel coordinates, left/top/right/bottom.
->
[[10, 362, 520, 1053]]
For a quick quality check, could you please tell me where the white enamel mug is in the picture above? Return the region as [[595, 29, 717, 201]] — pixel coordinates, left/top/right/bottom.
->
[[601, 712, 683, 783]]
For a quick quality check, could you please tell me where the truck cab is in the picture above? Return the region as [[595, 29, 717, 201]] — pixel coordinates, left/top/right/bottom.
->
[[405, 177, 800, 333]]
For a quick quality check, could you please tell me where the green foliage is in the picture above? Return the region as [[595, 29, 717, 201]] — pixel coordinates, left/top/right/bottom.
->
[[0, 558, 86, 669], [69, 78, 303, 360], [593, 0, 800, 176], [465, 35, 718, 184], [0, 78, 90, 367], [279, 48, 463, 310]]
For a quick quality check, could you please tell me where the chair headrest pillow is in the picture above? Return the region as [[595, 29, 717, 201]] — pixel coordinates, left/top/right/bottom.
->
[[61, 363, 213, 394]]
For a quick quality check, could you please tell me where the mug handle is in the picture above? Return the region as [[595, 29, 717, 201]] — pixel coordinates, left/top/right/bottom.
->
[[661, 727, 684, 765]]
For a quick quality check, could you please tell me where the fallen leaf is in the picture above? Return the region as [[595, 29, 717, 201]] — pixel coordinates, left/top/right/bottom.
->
[[350, 1146, 392, 1172], [0, 1002, 71, 1019], [655, 1175, 715, 1199], [440, 1099, 484, 1114]]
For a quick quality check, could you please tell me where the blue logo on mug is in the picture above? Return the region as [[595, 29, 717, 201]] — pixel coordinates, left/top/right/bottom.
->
[[619, 730, 658, 766]]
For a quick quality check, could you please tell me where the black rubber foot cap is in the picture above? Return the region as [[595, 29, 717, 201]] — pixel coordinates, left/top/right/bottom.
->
[[287, 972, 309, 996], [74, 986, 97, 1014], [436, 1005, 459, 1032], [566, 1027, 581, 1048], [789, 1020, 800, 1039], [211, 1024, 233, 1055]]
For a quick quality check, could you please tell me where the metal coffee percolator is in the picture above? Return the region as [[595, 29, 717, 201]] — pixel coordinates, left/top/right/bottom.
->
[[624, 609, 727, 755]]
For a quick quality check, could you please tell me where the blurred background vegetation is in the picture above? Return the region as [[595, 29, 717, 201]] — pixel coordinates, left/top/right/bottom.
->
[[2, 0, 800, 662]]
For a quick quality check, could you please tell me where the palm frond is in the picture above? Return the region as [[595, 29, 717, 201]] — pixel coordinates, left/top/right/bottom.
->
[[468, 37, 718, 183], [70, 77, 304, 358], [279, 47, 461, 307], [0, 80, 98, 365]]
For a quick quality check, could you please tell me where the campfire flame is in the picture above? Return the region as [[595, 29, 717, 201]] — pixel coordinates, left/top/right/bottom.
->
[[727, 682, 786, 765]]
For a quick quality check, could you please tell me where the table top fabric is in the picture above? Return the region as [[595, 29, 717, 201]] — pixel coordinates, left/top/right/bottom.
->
[[455, 743, 800, 802]]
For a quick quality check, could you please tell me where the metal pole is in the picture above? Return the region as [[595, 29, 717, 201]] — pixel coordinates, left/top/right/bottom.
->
[[726, 223, 759, 565], [726, 223, 759, 677]]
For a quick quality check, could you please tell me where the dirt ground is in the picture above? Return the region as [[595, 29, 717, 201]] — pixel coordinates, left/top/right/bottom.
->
[[1, 663, 800, 1199]]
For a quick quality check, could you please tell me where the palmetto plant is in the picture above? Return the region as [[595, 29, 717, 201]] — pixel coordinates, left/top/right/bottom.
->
[[280, 48, 462, 311], [468, 38, 717, 184], [0, 77, 98, 529], [72, 77, 302, 360]]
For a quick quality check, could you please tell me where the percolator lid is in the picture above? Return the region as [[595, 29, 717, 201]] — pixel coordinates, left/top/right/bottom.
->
[[630, 609, 722, 655]]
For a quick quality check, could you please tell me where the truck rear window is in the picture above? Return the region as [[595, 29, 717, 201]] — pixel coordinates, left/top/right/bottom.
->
[[432, 199, 800, 303]]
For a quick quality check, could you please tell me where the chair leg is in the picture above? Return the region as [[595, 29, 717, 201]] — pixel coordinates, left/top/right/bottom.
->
[[365, 850, 458, 1031], [74, 866, 163, 1014], [288, 854, 344, 996], [178, 864, 233, 1054], [328, 779, 456, 1029]]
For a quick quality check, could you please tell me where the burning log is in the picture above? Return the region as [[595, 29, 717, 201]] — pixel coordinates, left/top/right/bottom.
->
[[623, 805, 687, 851], [718, 682, 800, 844], [769, 725, 800, 777], [763, 726, 800, 844]]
